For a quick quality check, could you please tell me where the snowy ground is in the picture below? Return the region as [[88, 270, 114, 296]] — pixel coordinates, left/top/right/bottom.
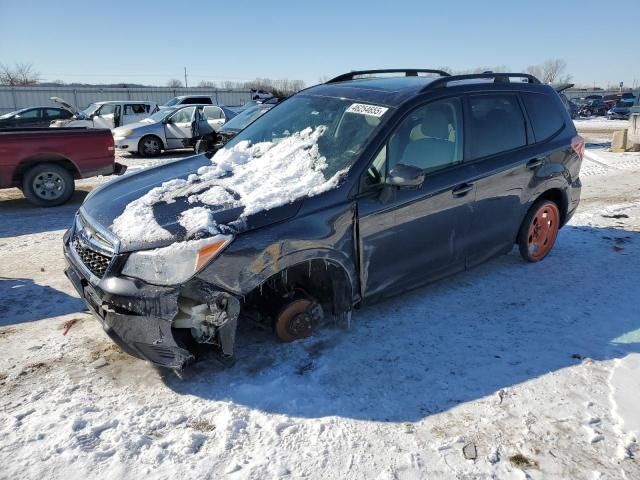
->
[[1, 131, 639, 479]]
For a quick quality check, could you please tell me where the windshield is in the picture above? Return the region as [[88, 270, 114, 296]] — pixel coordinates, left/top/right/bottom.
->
[[163, 97, 181, 107], [220, 106, 270, 133], [82, 103, 101, 116], [144, 109, 173, 123], [224, 95, 390, 178]]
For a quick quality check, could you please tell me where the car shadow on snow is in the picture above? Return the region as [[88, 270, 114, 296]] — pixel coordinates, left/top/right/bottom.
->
[[0, 277, 85, 326], [164, 223, 640, 422], [0, 190, 88, 238]]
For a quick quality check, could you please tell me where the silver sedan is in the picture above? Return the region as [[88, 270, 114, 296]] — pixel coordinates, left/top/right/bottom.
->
[[112, 104, 236, 157]]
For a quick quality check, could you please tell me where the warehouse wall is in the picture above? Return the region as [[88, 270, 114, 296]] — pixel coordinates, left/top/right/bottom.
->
[[0, 86, 254, 113]]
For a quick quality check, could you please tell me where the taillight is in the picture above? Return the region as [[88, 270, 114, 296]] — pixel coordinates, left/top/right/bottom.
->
[[571, 135, 584, 160], [107, 134, 115, 152]]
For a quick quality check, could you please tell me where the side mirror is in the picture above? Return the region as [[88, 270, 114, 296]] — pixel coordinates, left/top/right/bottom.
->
[[386, 164, 425, 189]]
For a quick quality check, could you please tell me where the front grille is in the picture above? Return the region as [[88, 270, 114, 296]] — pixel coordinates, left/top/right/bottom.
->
[[73, 238, 113, 277]]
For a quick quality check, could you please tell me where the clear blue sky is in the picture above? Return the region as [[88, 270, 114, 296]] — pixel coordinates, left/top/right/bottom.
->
[[1, 0, 638, 89]]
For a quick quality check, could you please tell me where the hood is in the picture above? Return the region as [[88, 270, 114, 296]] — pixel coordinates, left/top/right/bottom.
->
[[81, 155, 302, 252], [553, 83, 574, 93], [50, 96, 81, 116]]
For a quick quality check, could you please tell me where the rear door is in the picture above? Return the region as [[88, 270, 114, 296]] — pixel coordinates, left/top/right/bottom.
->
[[164, 106, 196, 148], [122, 104, 150, 126], [357, 96, 476, 299], [465, 92, 538, 267]]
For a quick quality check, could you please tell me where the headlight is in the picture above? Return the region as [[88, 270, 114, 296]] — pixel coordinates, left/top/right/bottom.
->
[[117, 129, 135, 138], [121, 235, 233, 285]]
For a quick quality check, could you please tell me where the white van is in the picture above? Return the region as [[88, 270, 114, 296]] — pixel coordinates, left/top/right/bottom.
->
[[49, 97, 158, 129]]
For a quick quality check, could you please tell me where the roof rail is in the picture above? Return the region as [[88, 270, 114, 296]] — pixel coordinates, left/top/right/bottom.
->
[[422, 72, 540, 91], [326, 69, 450, 84]]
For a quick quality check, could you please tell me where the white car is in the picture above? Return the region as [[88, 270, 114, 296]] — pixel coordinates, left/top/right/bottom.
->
[[159, 95, 217, 109], [251, 89, 273, 100], [50, 97, 158, 129], [112, 104, 237, 157]]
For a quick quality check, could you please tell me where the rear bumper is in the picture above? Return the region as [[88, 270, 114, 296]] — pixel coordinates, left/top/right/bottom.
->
[[565, 177, 582, 225]]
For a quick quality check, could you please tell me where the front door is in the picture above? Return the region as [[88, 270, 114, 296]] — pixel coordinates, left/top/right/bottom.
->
[[93, 104, 117, 129], [357, 96, 476, 300], [164, 106, 196, 149], [202, 106, 226, 130]]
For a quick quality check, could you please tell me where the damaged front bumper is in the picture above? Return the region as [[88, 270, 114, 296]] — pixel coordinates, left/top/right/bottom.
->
[[63, 222, 240, 369]]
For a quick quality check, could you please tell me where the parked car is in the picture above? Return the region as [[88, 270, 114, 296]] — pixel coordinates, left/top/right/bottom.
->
[[607, 99, 635, 120], [603, 92, 635, 106], [63, 69, 583, 369], [50, 98, 158, 129], [196, 103, 274, 153], [160, 95, 217, 109], [251, 89, 272, 100], [112, 104, 237, 156], [576, 98, 609, 117], [0, 107, 72, 129], [0, 128, 124, 206]]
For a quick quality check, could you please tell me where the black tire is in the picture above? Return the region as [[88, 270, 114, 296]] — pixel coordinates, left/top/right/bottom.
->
[[517, 199, 561, 263], [138, 135, 163, 157], [21, 163, 75, 207]]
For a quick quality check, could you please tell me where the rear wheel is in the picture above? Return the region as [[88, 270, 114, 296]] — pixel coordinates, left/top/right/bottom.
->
[[138, 135, 162, 157], [21, 163, 74, 207], [518, 200, 560, 262]]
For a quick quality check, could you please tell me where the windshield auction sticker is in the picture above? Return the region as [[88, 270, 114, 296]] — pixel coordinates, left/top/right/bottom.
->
[[346, 103, 389, 117]]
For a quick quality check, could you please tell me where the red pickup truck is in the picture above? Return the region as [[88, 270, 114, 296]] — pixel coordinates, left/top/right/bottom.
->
[[0, 127, 125, 207]]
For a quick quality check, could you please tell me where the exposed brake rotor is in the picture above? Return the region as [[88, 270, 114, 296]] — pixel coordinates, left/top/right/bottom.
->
[[275, 298, 321, 342]]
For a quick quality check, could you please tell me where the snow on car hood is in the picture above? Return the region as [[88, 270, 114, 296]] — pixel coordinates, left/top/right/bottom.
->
[[109, 126, 345, 250]]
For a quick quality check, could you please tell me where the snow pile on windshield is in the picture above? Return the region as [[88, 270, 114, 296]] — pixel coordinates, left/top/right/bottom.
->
[[112, 126, 344, 244]]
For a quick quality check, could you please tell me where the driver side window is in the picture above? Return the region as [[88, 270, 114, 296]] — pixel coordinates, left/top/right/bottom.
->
[[389, 97, 463, 174], [170, 107, 195, 124]]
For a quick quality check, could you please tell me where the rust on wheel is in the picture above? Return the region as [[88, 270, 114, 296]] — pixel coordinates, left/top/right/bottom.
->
[[526, 202, 560, 261], [275, 299, 314, 342]]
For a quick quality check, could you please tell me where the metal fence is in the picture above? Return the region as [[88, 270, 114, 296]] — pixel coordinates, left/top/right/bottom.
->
[[565, 89, 639, 101], [0, 86, 254, 113]]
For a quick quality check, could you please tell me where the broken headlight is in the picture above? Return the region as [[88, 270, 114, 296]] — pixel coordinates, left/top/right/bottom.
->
[[121, 235, 233, 286]]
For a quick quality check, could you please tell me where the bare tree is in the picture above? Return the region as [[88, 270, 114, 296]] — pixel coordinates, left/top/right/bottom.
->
[[0, 62, 40, 86], [166, 78, 183, 87], [197, 80, 216, 88], [527, 59, 572, 84]]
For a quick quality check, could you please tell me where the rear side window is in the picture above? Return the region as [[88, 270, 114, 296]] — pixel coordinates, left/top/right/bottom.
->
[[124, 104, 150, 115], [184, 97, 212, 105], [469, 94, 526, 159], [521, 92, 565, 142]]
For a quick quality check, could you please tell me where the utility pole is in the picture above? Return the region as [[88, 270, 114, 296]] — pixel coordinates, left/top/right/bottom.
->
[[184, 67, 188, 88]]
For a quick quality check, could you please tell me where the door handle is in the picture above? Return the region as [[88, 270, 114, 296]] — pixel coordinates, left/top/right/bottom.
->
[[526, 158, 544, 169], [452, 183, 473, 197]]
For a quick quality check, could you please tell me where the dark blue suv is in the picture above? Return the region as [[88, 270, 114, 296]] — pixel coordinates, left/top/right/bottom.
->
[[63, 69, 584, 368]]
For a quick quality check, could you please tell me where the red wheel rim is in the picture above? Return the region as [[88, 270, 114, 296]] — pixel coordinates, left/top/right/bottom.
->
[[527, 203, 560, 260]]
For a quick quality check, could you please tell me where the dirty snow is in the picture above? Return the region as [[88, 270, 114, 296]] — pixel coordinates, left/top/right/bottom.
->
[[1, 128, 640, 479], [112, 126, 345, 244]]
